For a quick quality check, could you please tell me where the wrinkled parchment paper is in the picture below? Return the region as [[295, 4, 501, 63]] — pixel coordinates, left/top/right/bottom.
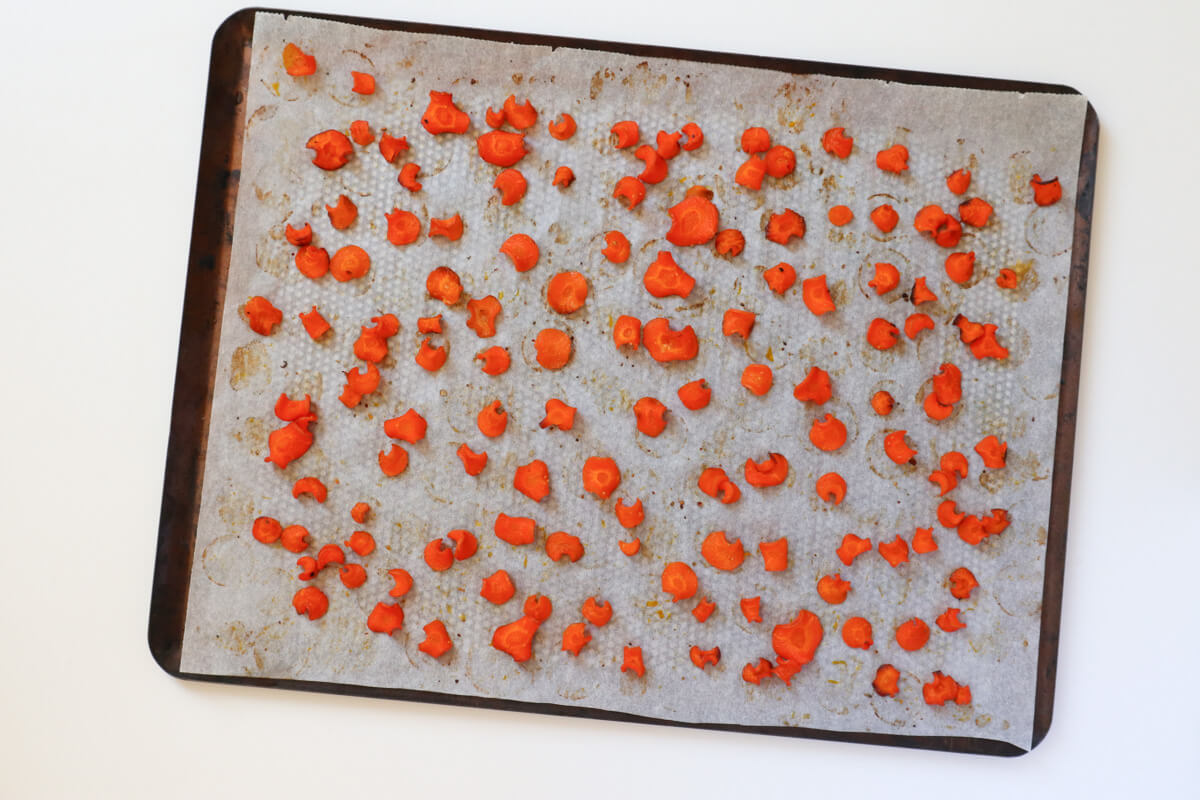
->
[[180, 11, 1086, 751]]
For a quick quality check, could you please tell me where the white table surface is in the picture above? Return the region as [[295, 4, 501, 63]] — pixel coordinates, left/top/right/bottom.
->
[[2, 1, 1197, 796]]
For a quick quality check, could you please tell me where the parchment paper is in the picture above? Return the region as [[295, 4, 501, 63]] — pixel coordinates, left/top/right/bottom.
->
[[180, 11, 1087, 751]]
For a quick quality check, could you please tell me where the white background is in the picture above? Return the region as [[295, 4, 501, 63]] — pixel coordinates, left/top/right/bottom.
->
[[1, 0, 1196, 796]]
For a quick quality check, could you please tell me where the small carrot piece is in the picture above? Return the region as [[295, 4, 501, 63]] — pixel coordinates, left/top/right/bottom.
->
[[306, 129, 353, 171], [975, 435, 1008, 468], [677, 379, 711, 410], [842, 617, 873, 650], [771, 610, 824, 670], [869, 262, 900, 295], [244, 296, 283, 335], [426, 266, 463, 305], [466, 295, 502, 337], [379, 131, 409, 163], [500, 233, 539, 272], [878, 535, 910, 568], [493, 169, 527, 205], [815, 472, 846, 505], [735, 154, 767, 190], [292, 586, 328, 620], [665, 191, 720, 246], [317, 543, 345, 570], [895, 617, 930, 651], [601, 231, 631, 263], [383, 208, 421, 246], [547, 271, 589, 313], [547, 112, 576, 140], [349, 120, 373, 146], [610, 120, 639, 149], [763, 145, 795, 178], [514, 459, 550, 502], [339, 563, 367, 589], [296, 557, 318, 580], [741, 364, 774, 396], [740, 597, 763, 623], [793, 366, 833, 404], [378, 444, 409, 477], [613, 315, 641, 350], [252, 516, 282, 545], [492, 615, 541, 663], [642, 318, 699, 362], [618, 538, 641, 556], [534, 328, 572, 369], [428, 213, 464, 241], [698, 467, 741, 504], [802, 275, 836, 315], [904, 313, 935, 340], [349, 70, 375, 93], [582, 456, 620, 499], [421, 91, 470, 135], [821, 127, 853, 158], [912, 528, 938, 554], [475, 346, 510, 376], [551, 166, 575, 187], [414, 338, 447, 372], [634, 144, 668, 184], [765, 209, 806, 244], [476, 130, 528, 166], [875, 144, 909, 173], [561, 623, 592, 656], [383, 408, 427, 444], [692, 597, 716, 623], [681, 122, 704, 150], [280, 524, 310, 553], [494, 512, 535, 546], [867, 318, 900, 350], [763, 261, 797, 295], [816, 574, 851, 604], [423, 538, 454, 572], [722, 308, 756, 338], [911, 276, 938, 305], [501, 94, 537, 129], [996, 268, 1019, 289], [298, 306, 330, 340], [870, 204, 899, 233], [661, 562, 698, 602], [828, 205, 853, 226], [809, 413, 847, 452], [621, 646, 645, 677], [456, 443, 488, 476], [545, 531, 584, 563], [582, 597, 613, 627], [871, 390, 894, 416], [946, 169, 971, 195], [285, 222, 312, 246], [714, 229, 745, 257], [477, 400, 508, 439], [873, 664, 900, 697], [959, 197, 993, 228], [539, 398, 577, 431], [614, 498, 644, 529], [340, 363, 380, 408], [292, 476, 328, 503], [949, 566, 980, 600], [884, 430, 917, 465], [612, 176, 646, 209], [945, 251, 975, 284], [937, 608, 966, 632], [1030, 174, 1062, 205], [701, 530, 746, 571], [744, 452, 788, 487], [344, 530, 374, 556], [836, 533, 871, 566], [656, 129, 682, 159], [417, 620, 452, 658], [397, 163, 422, 191], [633, 397, 668, 437], [282, 43, 316, 76], [759, 538, 788, 572]]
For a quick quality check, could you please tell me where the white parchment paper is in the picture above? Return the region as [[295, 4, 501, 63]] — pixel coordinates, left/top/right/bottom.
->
[[180, 11, 1087, 751]]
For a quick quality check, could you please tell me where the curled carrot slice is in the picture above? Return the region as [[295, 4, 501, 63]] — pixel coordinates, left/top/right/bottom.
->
[[928, 469, 958, 496], [317, 543, 345, 570], [466, 295, 502, 337], [562, 623, 592, 656], [744, 452, 788, 487], [871, 390, 894, 416], [958, 197, 993, 228], [614, 498, 644, 529], [867, 318, 900, 350], [677, 379, 711, 410], [618, 538, 641, 556], [634, 145, 668, 184], [502, 94, 537, 129], [292, 476, 328, 503], [884, 430, 917, 465], [383, 569, 413, 599], [547, 113, 576, 140], [378, 444, 409, 476], [383, 408, 427, 444], [714, 229, 745, 257], [875, 144, 909, 173], [810, 414, 847, 452], [957, 515, 986, 545], [612, 176, 646, 209], [621, 646, 645, 677], [912, 528, 938, 553], [932, 363, 962, 405], [306, 129, 353, 170], [946, 168, 971, 195], [475, 346, 510, 375], [480, 573, 513, 604], [421, 91, 470, 135], [735, 155, 766, 190], [940, 451, 969, 478], [273, 392, 313, 422], [547, 271, 588, 314], [582, 597, 613, 627], [415, 338, 448, 372], [1030, 174, 1062, 205], [763, 262, 797, 295], [923, 671, 971, 706], [793, 366, 832, 404], [344, 530, 374, 557], [661, 562, 698, 602], [937, 608, 966, 632], [385, 208, 421, 246], [741, 364, 774, 396], [895, 617, 930, 651], [742, 658, 774, 685], [477, 400, 508, 438], [842, 617, 873, 650], [418, 620, 452, 658], [698, 467, 740, 504], [494, 512, 535, 546], [550, 166, 574, 187], [280, 524, 310, 553], [456, 443, 487, 476], [772, 610, 823, 668], [815, 472, 846, 504], [975, 435, 1007, 468], [983, 508, 1010, 535], [904, 313, 934, 340], [873, 664, 900, 697], [741, 126, 771, 153], [763, 145, 795, 178], [666, 192, 720, 246], [492, 615, 541, 663], [633, 397, 668, 437], [514, 459, 550, 502], [500, 233, 539, 272], [765, 209, 805, 244], [869, 262, 900, 295], [428, 214, 463, 241], [423, 538, 454, 572], [545, 531, 584, 563], [339, 563, 367, 589], [613, 315, 641, 350], [340, 363, 380, 408], [244, 296, 282, 335], [828, 205, 853, 226], [252, 516, 282, 544], [426, 266, 463, 305], [602, 231, 631, 263], [524, 594, 553, 622], [945, 251, 975, 284], [836, 533, 871, 566], [379, 131, 409, 163], [802, 275, 836, 315], [877, 535, 910, 568], [285, 222, 312, 246], [534, 328, 572, 369], [722, 308, 756, 338], [740, 597, 762, 623], [996, 268, 1019, 289], [655, 129, 682, 159], [692, 597, 716, 623], [398, 163, 422, 192], [582, 456, 620, 499], [296, 557, 318, 580], [937, 500, 966, 528], [759, 538, 788, 572], [701, 530, 745, 571], [642, 318, 699, 362], [265, 421, 314, 469], [680, 122, 703, 150], [816, 574, 851, 604], [493, 169, 527, 205], [349, 120, 373, 146], [610, 120, 639, 148], [485, 106, 504, 128], [329, 245, 370, 282], [292, 586, 328, 620], [911, 276, 938, 305], [282, 42, 316, 76], [476, 130, 527, 166], [821, 127, 853, 158], [870, 204, 899, 233]]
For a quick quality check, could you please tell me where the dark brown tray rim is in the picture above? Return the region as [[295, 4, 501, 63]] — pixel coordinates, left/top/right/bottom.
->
[[149, 6, 1099, 758]]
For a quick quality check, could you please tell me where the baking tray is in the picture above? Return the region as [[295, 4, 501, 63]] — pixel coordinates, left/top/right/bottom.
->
[[149, 7, 1098, 756]]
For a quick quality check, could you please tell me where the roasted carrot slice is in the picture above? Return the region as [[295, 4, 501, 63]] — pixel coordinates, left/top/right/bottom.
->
[[836, 533, 871, 566], [306, 129, 353, 170], [473, 345, 510, 376], [937, 499, 966, 528], [681, 122, 704, 150], [513, 459, 550, 502], [661, 562, 698, 602], [867, 318, 901, 351], [292, 586, 328, 620], [614, 498, 644, 529], [828, 205, 853, 226], [602, 231, 631, 263], [735, 155, 767, 190], [701, 530, 745, 571], [476, 130, 528, 166], [426, 266, 463, 305], [763, 261, 797, 295], [758, 538, 788, 572], [691, 597, 716, 623], [1030, 174, 1062, 205], [252, 516, 282, 545], [949, 566, 980, 600], [895, 617, 930, 651], [612, 315, 641, 350], [383, 208, 422, 246], [421, 91, 470, 135], [501, 94, 537, 129], [282, 42, 316, 76], [772, 610, 823, 668], [877, 535, 910, 568], [273, 392, 313, 422], [610, 120, 639, 149], [414, 338, 447, 372], [765, 209, 805, 244], [456, 443, 488, 476], [582, 597, 613, 627], [340, 363, 379, 408], [996, 268, 1019, 289], [677, 379, 711, 410], [535, 398, 575, 431], [869, 262, 900, 295], [492, 615, 541, 663], [423, 538, 455, 572], [524, 594, 553, 622], [821, 127, 853, 158], [904, 313, 935, 340], [875, 144, 909, 173], [884, 430, 917, 465], [428, 214, 464, 241], [802, 275, 836, 315], [296, 557, 318, 580], [349, 119, 373, 146], [946, 168, 971, 195], [945, 251, 975, 284], [742, 658, 774, 685], [633, 397, 668, 437], [621, 646, 645, 676], [396, 162, 422, 192], [911, 276, 938, 305], [911, 527, 938, 554], [618, 538, 641, 556], [534, 328, 572, 369], [866, 391, 894, 418], [265, 421, 314, 469], [547, 113, 576, 140], [739, 126, 770, 154], [940, 451, 968, 478], [873, 664, 900, 697], [666, 192, 720, 246], [493, 512, 535, 546], [937, 608, 966, 632], [285, 221, 312, 246], [958, 197, 993, 228], [292, 476, 328, 503], [815, 472, 846, 504], [612, 176, 646, 209], [317, 543, 345, 570], [542, 271, 588, 314], [280, 524, 310, 553], [656, 129, 682, 159], [923, 671, 971, 706], [642, 318, 699, 362], [870, 204, 899, 233], [344, 530, 375, 557], [928, 469, 958, 496], [493, 169, 528, 205], [741, 364, 774, 396], [983, 508, 1011, 535], [698, 467, 740, 504], [415, 620, 451, 658], [738, 597, 762, 623], [338, 563, 366, 589], [378, 444, 409, 476], [561, 623, 592, 656], [714, 229, 745, 257], [300, 305, 332, 338], [722, 308, 756, 338], [383, 408, 427, 444], [975, 435, 1007, 468], [842, 617, 873, 650], [817, 574, 851, 605], [793, 366, 832, 404], [582, 456, 620, 499], [810, 413, 847, 452], [761, 145, 795, 179], [551, 166, 575, 187], [499, 232, 539, 272], [545, 531, 584, 563], [744, 452, 788, 487], [476, 400, 508, 439], [465, 295, 502, 337], [328, 244, 370, 282], [932, 363, 962, 405], [244, 296, 283, 335], [634, 144, 668, 184], [379, 131, 409, 163]]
